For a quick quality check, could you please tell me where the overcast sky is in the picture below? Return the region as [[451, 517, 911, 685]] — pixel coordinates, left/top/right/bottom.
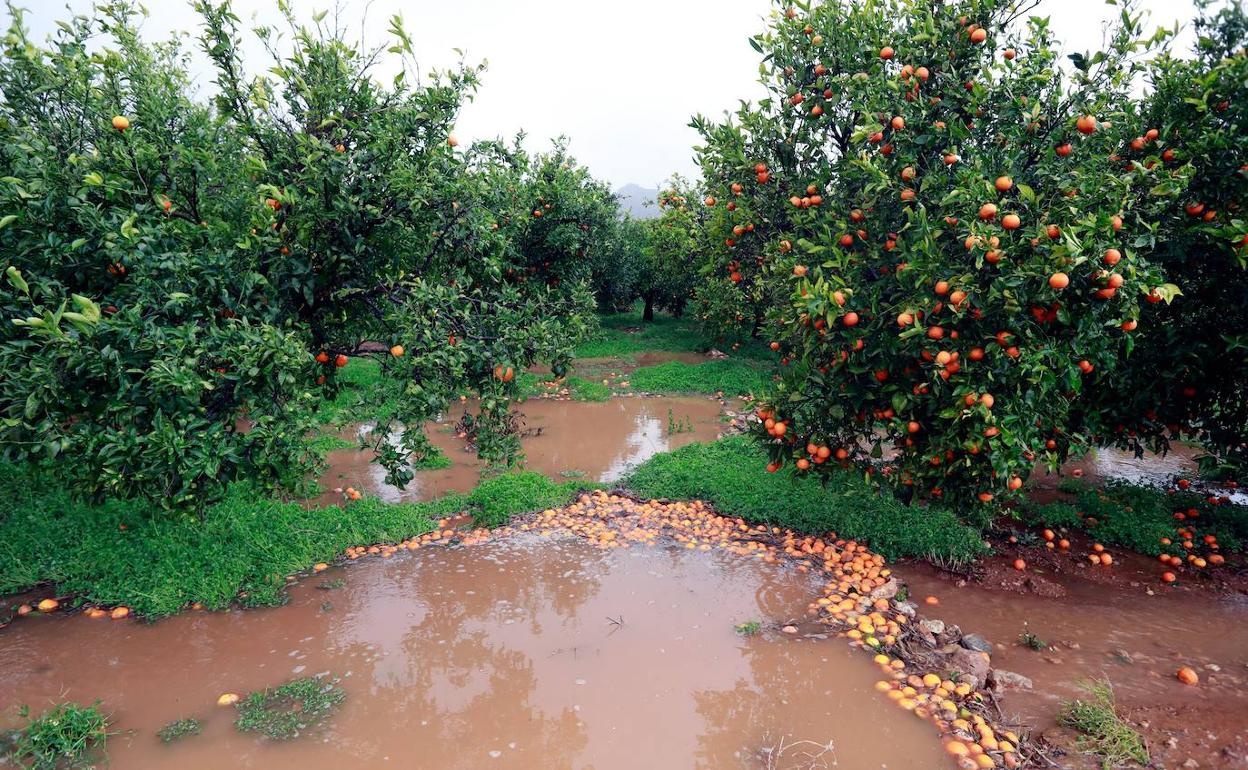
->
[[4, 0, 1197, 190]]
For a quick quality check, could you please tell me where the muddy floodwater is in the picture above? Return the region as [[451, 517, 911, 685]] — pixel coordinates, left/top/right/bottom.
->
[[0, 533, 952, 770], [319, 396, 728, 504]]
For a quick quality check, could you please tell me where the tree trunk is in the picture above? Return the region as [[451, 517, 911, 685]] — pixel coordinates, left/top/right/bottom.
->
[[642, 294, 655, 322]]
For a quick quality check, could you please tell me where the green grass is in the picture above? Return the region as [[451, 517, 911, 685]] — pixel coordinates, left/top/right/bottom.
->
[[466, 471, 601, 529], [4, 702, 110, 770], [156, 718, 201, 744], [628, 359, 770, 396], [734, 620, 762, 636], [516, 371, 612, 402], [234, 676, 345, 741], [1058, 679, 1150, 766], [1026, 479, 1246, 557], [575, 307, 771, 361], [625, 436, 987, 563], [316, 358, 393, 426], [0, 465, 588, 618]]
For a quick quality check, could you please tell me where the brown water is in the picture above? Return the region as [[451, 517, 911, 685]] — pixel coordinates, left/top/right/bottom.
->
[[897, 559, 1248, 765], [318, 396, 727, 504], [0, 533, 952, 769]]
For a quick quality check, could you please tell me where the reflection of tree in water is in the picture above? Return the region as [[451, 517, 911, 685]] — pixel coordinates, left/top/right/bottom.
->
[[324, 534, 608, 767]]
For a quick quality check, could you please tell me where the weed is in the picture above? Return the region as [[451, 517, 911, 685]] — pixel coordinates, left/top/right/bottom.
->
[[734, 620, 762, 636], [6, 702, 109, 770], [625, 436, 987, 563], [315, 578, 346, 590], [1058, 679, 1149, 766], [234, 676, 345, 741], [666, 410, 693, 435], [1018, 632, 1048, 651], [156, 718, 201, 744], [464, 471, 599, 529]]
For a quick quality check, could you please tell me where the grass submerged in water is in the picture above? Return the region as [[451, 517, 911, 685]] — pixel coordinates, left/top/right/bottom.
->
[[1058, 679, 1150, 765], [234, 676, 345, 741], [3, 702, 110, 770]]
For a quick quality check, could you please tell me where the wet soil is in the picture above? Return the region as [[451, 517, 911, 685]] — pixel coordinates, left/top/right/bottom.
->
[[0, 519, 953, 769], [318, 396, 728, 505]]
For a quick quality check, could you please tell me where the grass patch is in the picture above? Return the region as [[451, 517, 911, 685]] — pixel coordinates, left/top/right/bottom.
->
[[517, 371, 612, 402], [465, 471, 599, 529], [0, 462, 591, 618], [625, 436, 987, 563], [576, 307, 771, 361], [1026, 479, 1246, 557], [156, 718, 201, 744], [316, 358, 393, 427], [1018, 632, 1047, 650], [1058, 679, 1149, 765], [234, 677, 345, 741], [4, 702, 110, 770], [734, 620, 761, 636], [307, 433, 356, 453], [628, 359, 769, 396]]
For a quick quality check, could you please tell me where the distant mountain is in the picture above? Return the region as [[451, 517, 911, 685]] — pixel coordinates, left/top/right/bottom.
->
[[615, 183, 660, 219]]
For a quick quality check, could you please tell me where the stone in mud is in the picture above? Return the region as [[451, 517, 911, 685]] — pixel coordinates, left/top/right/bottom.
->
[[960, 633, 994, 653], [894, 601, 917, 618], [869, 578, 899, 600], [990, 670, 1034, 692], [949, 648, 992, 689], [919, 618, 946, 636]]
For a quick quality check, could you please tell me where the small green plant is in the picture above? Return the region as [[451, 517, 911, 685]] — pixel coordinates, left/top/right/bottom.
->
[[734, 620, 762, 636], [894, 585, 909, 603], [315, 578, 346, 591], [1058, 679, 1149, 766], [6, 702, 110, 769], [1018, 632, 1047, 651], [666, 410, 694, 435], [234, 677, 346, 741], [156, 718, 201, 744]]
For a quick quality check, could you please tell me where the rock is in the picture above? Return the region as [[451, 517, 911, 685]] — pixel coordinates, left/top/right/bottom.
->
[[991, 670, 1034, 692], [960, 633, 994, 653], [895, 601, 917, 618], [919, 619, 946, 636], [781, 625, 798, 634], [706, 349, 729, 359], [949, 648, 992, 689], [1183, 759, 1200, 769], [869, 578, 900, 600]]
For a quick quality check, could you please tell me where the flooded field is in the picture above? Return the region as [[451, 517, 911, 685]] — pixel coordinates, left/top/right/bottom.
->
[[0, 530, 952, 769], [318, 396, 727, 504]]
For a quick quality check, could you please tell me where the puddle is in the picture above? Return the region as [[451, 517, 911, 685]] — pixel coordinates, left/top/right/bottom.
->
[[1038, 444, 1248, 504], [318, 396, 726, 504], [0, 533, 953, 769]]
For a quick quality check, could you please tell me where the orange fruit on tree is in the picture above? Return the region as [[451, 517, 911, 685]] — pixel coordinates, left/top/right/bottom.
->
[[389, 345, 404, 357], [1076, 114, 1097, 134], [994, 176, 1013, 192], [111, 115, 130, 131], [1048, 272, 1070, 290]]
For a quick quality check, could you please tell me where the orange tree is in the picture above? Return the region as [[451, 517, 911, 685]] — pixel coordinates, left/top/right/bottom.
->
[[636, 176, 703, 321], [0, 1, 606, 505], [695, 0, 1175, 513], [1095, 1, 1248, 477]]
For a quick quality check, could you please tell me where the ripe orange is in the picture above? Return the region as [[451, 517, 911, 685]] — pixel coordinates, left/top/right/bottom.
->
[[389, 345, 404, 357], [1176, 667, 1199, 686], [1012, 558, 1026, 570], [1001, 213, 1020, 230], [994, 176, 1013, 192], [111, 115, 130, 131], [334, 353, 348, 368], [970, 27, 987, 43], [880, 46, 895, 60], [1076, 115, 1097, 134], [979, 202, 998, 220], [1048, 272, 1070, 290]]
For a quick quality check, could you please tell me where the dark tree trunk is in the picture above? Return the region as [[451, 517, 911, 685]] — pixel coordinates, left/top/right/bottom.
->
[[642, 294, 655, 321]]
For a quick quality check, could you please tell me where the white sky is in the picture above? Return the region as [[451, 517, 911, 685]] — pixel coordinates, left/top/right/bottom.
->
[[5, 0, 1197, 190]]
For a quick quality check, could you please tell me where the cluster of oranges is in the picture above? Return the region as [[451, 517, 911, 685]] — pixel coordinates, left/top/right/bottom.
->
[[15, 598, 130, 620], [333, 490, 1023, 769]]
